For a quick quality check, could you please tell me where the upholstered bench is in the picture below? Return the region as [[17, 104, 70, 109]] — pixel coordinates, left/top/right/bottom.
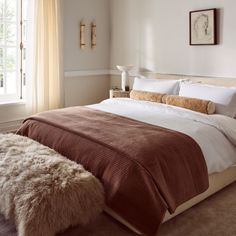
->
[[0, 133, 104, 236]]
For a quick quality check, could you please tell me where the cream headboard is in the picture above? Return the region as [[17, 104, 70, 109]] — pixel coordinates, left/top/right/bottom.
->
[[110, 73, 236, 89], [140, 73, 236, 87]]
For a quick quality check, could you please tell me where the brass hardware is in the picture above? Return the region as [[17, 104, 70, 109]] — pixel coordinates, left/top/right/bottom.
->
[[80, 21, 86, 49], [91, 21, 96, 49]]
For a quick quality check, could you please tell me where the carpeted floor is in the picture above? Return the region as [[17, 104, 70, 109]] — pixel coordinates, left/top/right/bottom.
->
[[1, 182, 236, 236]]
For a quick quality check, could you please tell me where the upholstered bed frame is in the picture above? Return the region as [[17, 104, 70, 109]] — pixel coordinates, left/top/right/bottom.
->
[[106, 165, 236, 235], [108, 73, 236, 235]]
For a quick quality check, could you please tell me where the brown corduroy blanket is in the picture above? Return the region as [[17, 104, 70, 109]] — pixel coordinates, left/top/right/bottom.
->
[[17, 107, 209, 236]]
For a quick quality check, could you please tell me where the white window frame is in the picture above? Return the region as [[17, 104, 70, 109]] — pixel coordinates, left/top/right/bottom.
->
[[0, 0, 25, 103]]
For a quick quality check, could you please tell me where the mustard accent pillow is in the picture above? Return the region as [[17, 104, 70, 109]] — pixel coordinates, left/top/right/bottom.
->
[[130, 90, 166, 103], [162, 95, 215, 114]]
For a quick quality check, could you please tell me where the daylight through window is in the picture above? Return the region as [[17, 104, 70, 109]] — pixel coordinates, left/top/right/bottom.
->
[[0, 0, 27, 102]]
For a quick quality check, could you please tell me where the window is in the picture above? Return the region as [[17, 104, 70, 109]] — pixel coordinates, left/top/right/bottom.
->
[[0, 0, 27, 103]]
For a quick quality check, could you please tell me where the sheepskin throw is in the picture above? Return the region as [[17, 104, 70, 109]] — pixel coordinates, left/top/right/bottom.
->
[[0, 133, 105, 236], [130, 90, 166, 103], [162, 95, 216, 114]]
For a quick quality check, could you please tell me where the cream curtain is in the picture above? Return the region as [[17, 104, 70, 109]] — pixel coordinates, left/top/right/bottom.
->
[[26, 0, 64, 114]]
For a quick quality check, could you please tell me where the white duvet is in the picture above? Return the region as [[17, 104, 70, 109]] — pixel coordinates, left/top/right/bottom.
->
[[89, 98, 236, 174]]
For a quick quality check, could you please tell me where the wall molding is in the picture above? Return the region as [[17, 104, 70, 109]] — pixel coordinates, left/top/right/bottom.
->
[[65, 69, 236, 80], [65, 70, 110, 77], [64, 69, 138, 77], [109, 70, 120, 76]]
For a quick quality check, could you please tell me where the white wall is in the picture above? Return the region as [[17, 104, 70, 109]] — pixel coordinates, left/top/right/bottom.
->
[[0, 103, 26, 129], [65, 75, 110, 107], [63, 0, 110, 71], [63, 0, 110, 106], [110, 0, 236, 78]]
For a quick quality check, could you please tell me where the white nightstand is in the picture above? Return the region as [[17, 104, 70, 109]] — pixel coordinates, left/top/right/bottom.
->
[[109, 89, 130, 98]]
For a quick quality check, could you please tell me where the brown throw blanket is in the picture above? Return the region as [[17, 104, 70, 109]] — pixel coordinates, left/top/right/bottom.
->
[[17, 107, 209, 236]]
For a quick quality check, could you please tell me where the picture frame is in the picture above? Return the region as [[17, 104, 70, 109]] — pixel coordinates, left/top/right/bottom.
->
[[189, 8, 216, 45]]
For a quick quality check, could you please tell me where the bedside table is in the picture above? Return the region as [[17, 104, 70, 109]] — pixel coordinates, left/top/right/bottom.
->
[[109, 89, 130, 98]]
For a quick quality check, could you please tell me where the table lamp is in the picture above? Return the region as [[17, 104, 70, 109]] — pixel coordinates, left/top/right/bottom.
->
[[116, 65, 133, 91]]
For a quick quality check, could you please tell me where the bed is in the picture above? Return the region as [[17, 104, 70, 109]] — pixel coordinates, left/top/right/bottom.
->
[[17, 75, 236, 236]]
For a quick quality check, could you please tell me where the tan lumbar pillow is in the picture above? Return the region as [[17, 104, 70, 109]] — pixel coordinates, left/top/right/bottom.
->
[[130, 90, 166, 103], [162, 95, 215, 114]]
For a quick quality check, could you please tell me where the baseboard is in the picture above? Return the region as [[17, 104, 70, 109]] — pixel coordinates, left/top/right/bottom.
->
[[0, 120, 24, 133]]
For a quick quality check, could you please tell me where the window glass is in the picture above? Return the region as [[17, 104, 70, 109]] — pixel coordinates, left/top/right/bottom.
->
[[0, 47, 4, 70], [5, 23, 17, 46], [6, 71, 16, 94], [5, 0, 17, 21], [6, 47, 16, 71], [0, 23, 4, 45], [0, 0, 4, 20], [0, 0, 27, 102]]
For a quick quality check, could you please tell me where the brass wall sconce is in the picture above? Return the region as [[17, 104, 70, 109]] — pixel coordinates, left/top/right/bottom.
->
[[80, 20, 86, 49], [91, 21, 96, 49]]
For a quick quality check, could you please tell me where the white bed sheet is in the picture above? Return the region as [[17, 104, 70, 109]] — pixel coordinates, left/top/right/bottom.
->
[[89, 98, 236, 174]]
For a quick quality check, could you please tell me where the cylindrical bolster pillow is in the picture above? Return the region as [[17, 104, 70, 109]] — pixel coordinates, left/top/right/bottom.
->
[[162, 95, 215, 114], [130, 90, 166, 103]]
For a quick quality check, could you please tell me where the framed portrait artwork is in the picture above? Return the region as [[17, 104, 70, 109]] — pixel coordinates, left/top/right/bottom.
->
[[189, 8, 216, 45]]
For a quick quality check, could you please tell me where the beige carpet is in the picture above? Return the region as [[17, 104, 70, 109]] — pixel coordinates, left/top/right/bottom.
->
[[1, 182, 236, 236]]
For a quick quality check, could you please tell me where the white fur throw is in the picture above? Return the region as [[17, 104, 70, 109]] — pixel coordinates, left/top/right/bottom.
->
[[0, 133, 105, 236]]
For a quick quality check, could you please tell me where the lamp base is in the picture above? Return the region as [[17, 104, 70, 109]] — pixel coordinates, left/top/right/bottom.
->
[[116, 65, 133, 92], [121, 71, 129, 91]]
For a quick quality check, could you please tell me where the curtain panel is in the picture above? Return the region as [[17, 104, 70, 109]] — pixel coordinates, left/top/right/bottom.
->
[[26, 0, 64, 114]]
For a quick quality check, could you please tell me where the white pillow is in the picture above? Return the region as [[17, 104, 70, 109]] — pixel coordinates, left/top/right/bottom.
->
[[179, 83, 236, 118], [132, 77, 180, 95]]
